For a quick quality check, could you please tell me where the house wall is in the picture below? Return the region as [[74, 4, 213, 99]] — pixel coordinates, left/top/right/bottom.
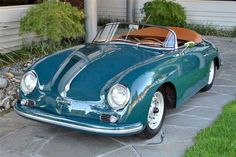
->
[[97, 0, 127, 21], [98, 0, 236, 29], [177, 0, 236, 29], [0, 5, 36, 54]]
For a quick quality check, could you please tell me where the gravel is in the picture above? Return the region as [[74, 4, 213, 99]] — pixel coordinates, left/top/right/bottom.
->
[[0, 77, 8, 89], [0, 59, 38, 113], [5, 72, 14, 79]]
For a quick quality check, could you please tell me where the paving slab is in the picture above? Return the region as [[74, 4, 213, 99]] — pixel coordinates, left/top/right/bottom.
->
[[134, 141, 194, 157], [182, 107, 221, 120], [165, 114, 212, 129], [0, 150, 31, 157], [98, 146, 139, 157], [38, 133, 123, 157], [184, 94, 235, 108], [0, 36, 236, 157]]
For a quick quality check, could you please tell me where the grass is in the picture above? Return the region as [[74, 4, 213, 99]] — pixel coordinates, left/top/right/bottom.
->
[[0, 48, 38, 68], [184, 100, 236, 157], [0, 38, 83, 68]]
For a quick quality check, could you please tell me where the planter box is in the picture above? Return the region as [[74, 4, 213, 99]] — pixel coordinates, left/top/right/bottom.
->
[[0, 5, 37, 54]]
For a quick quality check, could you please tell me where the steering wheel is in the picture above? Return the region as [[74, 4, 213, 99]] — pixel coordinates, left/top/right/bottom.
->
[[142, 37, 164, 46], [129, 36, 141, 43], [111, 36, 140, 43]]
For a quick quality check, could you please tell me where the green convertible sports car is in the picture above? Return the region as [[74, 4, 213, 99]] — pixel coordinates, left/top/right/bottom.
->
[[15, 22, 221, 138]]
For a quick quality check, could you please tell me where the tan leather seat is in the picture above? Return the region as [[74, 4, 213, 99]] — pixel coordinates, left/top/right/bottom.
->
[[128, 26, 203, 44], [167, 26, 203, 44]]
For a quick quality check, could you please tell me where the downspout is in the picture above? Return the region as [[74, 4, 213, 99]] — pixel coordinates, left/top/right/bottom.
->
[[84, 0, 97, 43]]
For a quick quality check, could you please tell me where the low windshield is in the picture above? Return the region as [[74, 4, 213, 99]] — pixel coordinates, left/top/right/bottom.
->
[[93, 23, 177, 49]]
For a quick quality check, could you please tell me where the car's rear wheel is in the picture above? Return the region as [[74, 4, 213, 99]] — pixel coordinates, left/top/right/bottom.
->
[[201, 60, 216, 92], [143, 88, 166, 139]]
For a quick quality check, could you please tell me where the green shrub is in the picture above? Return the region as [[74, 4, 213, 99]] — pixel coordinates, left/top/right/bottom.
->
[[141, 0, 186, 27], [232, 26, 236, 37], [20, 0, 85, 42]]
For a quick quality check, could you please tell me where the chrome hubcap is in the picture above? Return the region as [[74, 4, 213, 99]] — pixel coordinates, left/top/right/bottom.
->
[[208, 61, 215, 84], [147, 91, 164, 130]]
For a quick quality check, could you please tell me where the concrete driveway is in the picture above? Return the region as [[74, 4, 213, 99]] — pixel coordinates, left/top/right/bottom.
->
[[0, 36, 236, 157]]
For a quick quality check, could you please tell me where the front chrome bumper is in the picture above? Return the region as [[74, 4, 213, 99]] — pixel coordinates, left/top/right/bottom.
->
[[14, 103, 143, 135]]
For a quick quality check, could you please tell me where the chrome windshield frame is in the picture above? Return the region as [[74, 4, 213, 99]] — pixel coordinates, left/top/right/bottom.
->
[[93, 22, 178, 50]]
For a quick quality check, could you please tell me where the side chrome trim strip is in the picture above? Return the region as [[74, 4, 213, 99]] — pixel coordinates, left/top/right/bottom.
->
[[14, 107, 143, 135]]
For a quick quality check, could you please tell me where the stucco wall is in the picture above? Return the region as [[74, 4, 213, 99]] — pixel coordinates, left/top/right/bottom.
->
[[98, 0, 236, 29], [0, 5, 36, 54]]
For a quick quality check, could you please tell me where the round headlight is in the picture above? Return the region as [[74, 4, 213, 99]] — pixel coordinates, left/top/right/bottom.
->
[[21, 71, 37, 95], [107, 84, 130, 110]]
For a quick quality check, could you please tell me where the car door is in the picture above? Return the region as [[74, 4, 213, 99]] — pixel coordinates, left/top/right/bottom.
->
[[180, 44, 208, 100]]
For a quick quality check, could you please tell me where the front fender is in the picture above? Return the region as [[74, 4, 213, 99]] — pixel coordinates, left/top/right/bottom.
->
[[203, 39, 220, 65], [117, 54, 182, 125]]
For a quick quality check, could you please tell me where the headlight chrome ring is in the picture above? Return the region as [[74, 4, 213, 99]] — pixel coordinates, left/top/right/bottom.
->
[[20, 71, 37, 95], [107, 84, 130, 110]]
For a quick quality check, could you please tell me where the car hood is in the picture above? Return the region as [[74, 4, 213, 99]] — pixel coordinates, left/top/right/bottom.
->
[[45, 44, 162, 101]]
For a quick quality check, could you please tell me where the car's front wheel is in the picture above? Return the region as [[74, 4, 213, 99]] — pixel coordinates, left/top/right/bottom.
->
[[143, 88, 166, 139], [201, 60, 216, 92]]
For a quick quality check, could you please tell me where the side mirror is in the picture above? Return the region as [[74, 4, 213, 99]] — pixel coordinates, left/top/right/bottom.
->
[[184, 41, 195, 48], [179, 41, 195, 55]]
